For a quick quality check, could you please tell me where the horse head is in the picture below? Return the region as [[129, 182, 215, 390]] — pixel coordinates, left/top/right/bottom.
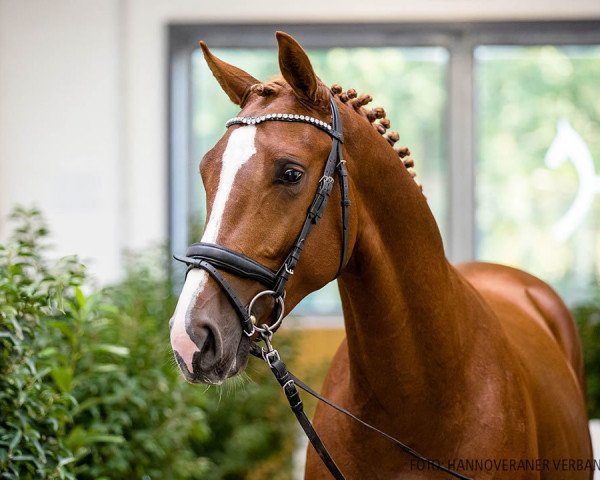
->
[[169, 32, 362, 384]]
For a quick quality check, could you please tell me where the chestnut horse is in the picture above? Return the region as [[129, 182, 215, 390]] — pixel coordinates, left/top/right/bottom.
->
[[170, 32, 592, 479]]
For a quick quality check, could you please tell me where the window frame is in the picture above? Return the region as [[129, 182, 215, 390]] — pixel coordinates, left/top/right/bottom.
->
[[168, 20, 600, 272]]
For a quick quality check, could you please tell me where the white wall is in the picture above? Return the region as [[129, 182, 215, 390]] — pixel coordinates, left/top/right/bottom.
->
[[0, 0, 123, 281], [1, 0, 599, 282]]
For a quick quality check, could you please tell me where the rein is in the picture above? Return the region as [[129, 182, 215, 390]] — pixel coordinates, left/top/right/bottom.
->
[[174, 97, 472, 480]]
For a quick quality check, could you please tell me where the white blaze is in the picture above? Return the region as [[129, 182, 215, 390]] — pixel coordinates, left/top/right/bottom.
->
[[203, 125, 257, 243], [170, 269, 208, 372], [170, 126, 257, 372]]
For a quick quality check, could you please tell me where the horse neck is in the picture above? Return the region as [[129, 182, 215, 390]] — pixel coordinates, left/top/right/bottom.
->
[[338, 118, 482, 411]]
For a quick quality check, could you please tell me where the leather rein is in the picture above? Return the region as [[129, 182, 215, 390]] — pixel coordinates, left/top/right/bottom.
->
[[174, 97, 472, 480]]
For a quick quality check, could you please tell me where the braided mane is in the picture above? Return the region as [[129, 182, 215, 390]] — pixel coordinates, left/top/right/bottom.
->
[[328, 83, 422, 193], [248, 80, 423, 193]]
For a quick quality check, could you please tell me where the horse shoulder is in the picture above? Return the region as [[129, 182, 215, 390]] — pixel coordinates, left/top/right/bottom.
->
[[456, 261, 584, 388], [456, 261, 592, 467]]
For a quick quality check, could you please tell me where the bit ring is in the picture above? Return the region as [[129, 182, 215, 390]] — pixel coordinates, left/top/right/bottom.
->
[[246, 290, 285, 336]]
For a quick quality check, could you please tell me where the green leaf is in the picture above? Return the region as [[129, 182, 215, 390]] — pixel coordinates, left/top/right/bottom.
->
[[65, 427, 125, 448], [0, 305, 18, 317], [98, 303, 119, 315], [46, 417, 59, 432], [47, 320, 74, 342], [38, 347, 57, 358], [87, 435, 125, 444], [32, 437, 46, 463], [64, 426, 87, 451], [73, 397, 102, 415], [92, 364, 121, 373], [0, 332, 18, 345], [92, 344, 130, 357], [58, 456, 75, 467], [8, 429, 22, 450], [50, 367, 73, 393], [75, 287, 85, 308], [9, 317, 24, 340]]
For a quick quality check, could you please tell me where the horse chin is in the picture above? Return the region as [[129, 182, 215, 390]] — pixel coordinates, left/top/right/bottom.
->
[[184, 371, 226, 385], [177, 333, 251, 385]]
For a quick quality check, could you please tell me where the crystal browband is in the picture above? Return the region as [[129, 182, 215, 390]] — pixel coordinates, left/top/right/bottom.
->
[[225, 113, 335, 137]]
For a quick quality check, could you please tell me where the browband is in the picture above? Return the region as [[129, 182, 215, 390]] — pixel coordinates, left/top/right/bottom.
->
[[225, 112, 344, 142]]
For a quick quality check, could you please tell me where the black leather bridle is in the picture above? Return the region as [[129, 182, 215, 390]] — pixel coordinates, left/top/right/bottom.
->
[[174, 97, 350, 339], [174, 97, 472, 480]]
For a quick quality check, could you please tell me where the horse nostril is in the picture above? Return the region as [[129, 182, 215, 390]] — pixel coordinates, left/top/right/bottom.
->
[[200, 326, 217, 358], [193, 325, 223, 371]]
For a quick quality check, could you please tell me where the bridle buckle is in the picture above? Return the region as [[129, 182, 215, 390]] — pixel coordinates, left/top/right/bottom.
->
[[263, 348, 280, 367], [256, 328, 280, 366]]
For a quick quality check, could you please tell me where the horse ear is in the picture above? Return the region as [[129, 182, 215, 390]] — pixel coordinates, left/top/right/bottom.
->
[[200, 41, 259, 106], [276, 31, 327, 106]]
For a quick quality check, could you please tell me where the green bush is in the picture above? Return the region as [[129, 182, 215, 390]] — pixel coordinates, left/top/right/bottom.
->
[[0, 207, 78, 479], [573, 290, 600, 418], [1, 207, 297, 479]]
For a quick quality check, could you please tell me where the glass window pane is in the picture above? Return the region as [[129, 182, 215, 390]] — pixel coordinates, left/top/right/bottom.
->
[[191, 47, 448, 315], [475, 45, 600, 303]]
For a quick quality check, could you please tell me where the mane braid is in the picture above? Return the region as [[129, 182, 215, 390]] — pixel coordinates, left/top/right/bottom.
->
[[250, 83, 276, 97], [329, 83, 423, 194]]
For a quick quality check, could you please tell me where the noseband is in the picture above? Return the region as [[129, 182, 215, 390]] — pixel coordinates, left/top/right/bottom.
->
[[174, 96, 349, 339]]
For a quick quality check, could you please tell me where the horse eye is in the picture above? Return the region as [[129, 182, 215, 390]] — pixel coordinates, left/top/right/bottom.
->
[[282, 168, 303, 184]]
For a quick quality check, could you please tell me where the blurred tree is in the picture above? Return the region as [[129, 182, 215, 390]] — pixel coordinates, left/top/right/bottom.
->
[[476, 46, 600, 303], [1, 208, 298, 479]]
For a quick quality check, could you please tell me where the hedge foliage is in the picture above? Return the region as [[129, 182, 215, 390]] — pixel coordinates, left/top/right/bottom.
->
[[573, 292, 600, 419], [0, 207, 296, 479], [6, 206, 598, 479]]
